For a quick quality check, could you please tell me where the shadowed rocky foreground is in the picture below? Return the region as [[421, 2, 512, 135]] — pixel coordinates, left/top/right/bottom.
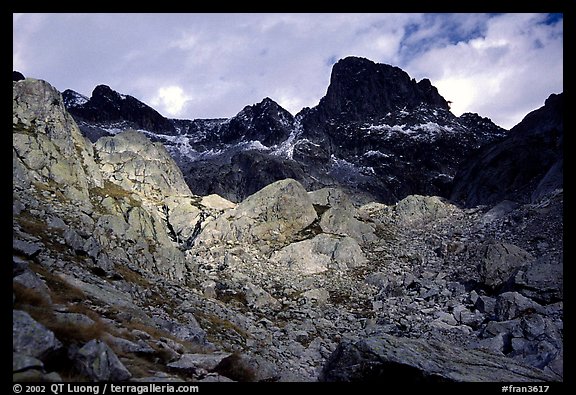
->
[[13, 77, 562, 382]]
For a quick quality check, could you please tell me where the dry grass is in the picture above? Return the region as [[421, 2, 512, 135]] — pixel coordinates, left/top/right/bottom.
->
[[13, 282, 50, 308], [115, 265, 151, 288], [28, 263, 87, 304], [90, 180, 141, 208], [118, 319, 209, 355], [193, 310, 249, 347]]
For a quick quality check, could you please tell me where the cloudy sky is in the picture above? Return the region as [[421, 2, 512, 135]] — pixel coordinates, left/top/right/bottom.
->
[[13, 13, 563, 129]]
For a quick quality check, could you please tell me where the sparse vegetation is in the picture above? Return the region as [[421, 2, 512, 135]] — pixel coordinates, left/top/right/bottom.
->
[[90, 180, 142, 209]]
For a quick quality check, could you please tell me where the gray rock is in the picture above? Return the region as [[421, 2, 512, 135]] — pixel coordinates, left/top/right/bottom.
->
[[434, 311, 457, 326], [476, 242, 533, 290], [308, 187, 355, 212], [168, 352, 232, 373], [13, 239, 43, 258], [13, 310, 62, 359], [95, 253, 114, 273], [452, 304, 484, 328], [102, 334, 155, 355], [513, 257, 563, 304], [63, 228, 85, 252], [483, 319, 522, 338], [200, 194, 236, 211], [318, 207, 376, 244], [394, 195, 458, 224], [469, 333, 509, 354], [52, 312, 95, 328], [320, 332, 558, 382], [520, 314, 547, 340], [94, 130, 191, 201], [13, 79, 103, 209], [365, 272, 389, 289], [13, 270, 52, 304], [480, 200, 520, 224], [272, 234, 366, 275], [83, 237, 101, 260], [47, 216, 67, 230], [301, 288, 330, 305], [201, 280, 217, 299], [495, 292, 544, 321], [74, 339, 132, 381], [244, 283, 281, 311], [152, 313, 207, 345], [475, 295, 497, 316], [13, 256, 29, 276], [13, 352, 44, 372], [196, 179, 317, 246]]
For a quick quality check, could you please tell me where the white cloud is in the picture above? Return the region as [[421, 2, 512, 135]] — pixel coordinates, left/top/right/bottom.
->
[[405, 13, 563, 128], [12, 13, 562, 128], [150, 86, 190, 117]]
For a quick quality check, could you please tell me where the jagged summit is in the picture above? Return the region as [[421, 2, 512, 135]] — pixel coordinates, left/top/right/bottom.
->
[[62, 56, 508, 203], [309, 56, 449, 123], [206, 97, 295, 147], [64, 84, 176, 135]]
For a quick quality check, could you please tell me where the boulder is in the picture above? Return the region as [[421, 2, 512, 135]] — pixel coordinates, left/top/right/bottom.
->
[[476, 242, 533, 290], [13, 310, 62, 359], [201, 194, 236, 211], [196, 179, 317, 246], [494, 292, 544, 321], [13, 269, 52, 304], [13, 353, 44, 372], [394, 195, 457, 224], [318, 208, 376, 244], [94, 130, 191, 201], [513, 256, 563, 304], [244, 283, 281, 311], [74, 339, 132, 381], [168, 353, 232, 374], [272, 234, 367, 275], [320, 332, 558, 382], [13, 239, 43, 258], [308, 187, 355, 212]]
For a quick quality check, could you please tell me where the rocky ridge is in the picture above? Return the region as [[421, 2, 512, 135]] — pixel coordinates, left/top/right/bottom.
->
[[13, 77, 562, 383], [63, 57, 507, 204]]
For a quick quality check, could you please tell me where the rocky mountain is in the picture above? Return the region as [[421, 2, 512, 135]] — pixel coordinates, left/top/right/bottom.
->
[[451, 93, 563, 207], [13, 72, 562, 383], [63, 57, 507, 204]]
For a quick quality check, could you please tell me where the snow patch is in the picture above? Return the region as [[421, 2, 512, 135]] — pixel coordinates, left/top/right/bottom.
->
[[364, 150, 392, 159]]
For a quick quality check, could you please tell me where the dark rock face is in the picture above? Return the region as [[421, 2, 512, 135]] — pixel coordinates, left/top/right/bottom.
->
[[205, 98, 295, 147], [13, 71, 25, 81], [65, 56, 560, 206], [451, 93, 563, 207], [182, 150, 320, 202], [64, 85, 176, 135], [309, 57, 449, 124]]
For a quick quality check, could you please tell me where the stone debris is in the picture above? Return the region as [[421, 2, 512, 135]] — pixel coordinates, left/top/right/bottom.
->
[[12, 78, 563, 382]]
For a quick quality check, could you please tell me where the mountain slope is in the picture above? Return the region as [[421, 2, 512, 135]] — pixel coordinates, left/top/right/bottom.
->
[[451, 93, 563, 207], [63, 56, 507, 204], [13, 77, 564, 382]]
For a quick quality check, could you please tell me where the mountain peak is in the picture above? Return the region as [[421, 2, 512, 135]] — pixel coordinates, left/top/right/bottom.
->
[[65, 84, 176, 135], [315, 56, 449, 122]]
